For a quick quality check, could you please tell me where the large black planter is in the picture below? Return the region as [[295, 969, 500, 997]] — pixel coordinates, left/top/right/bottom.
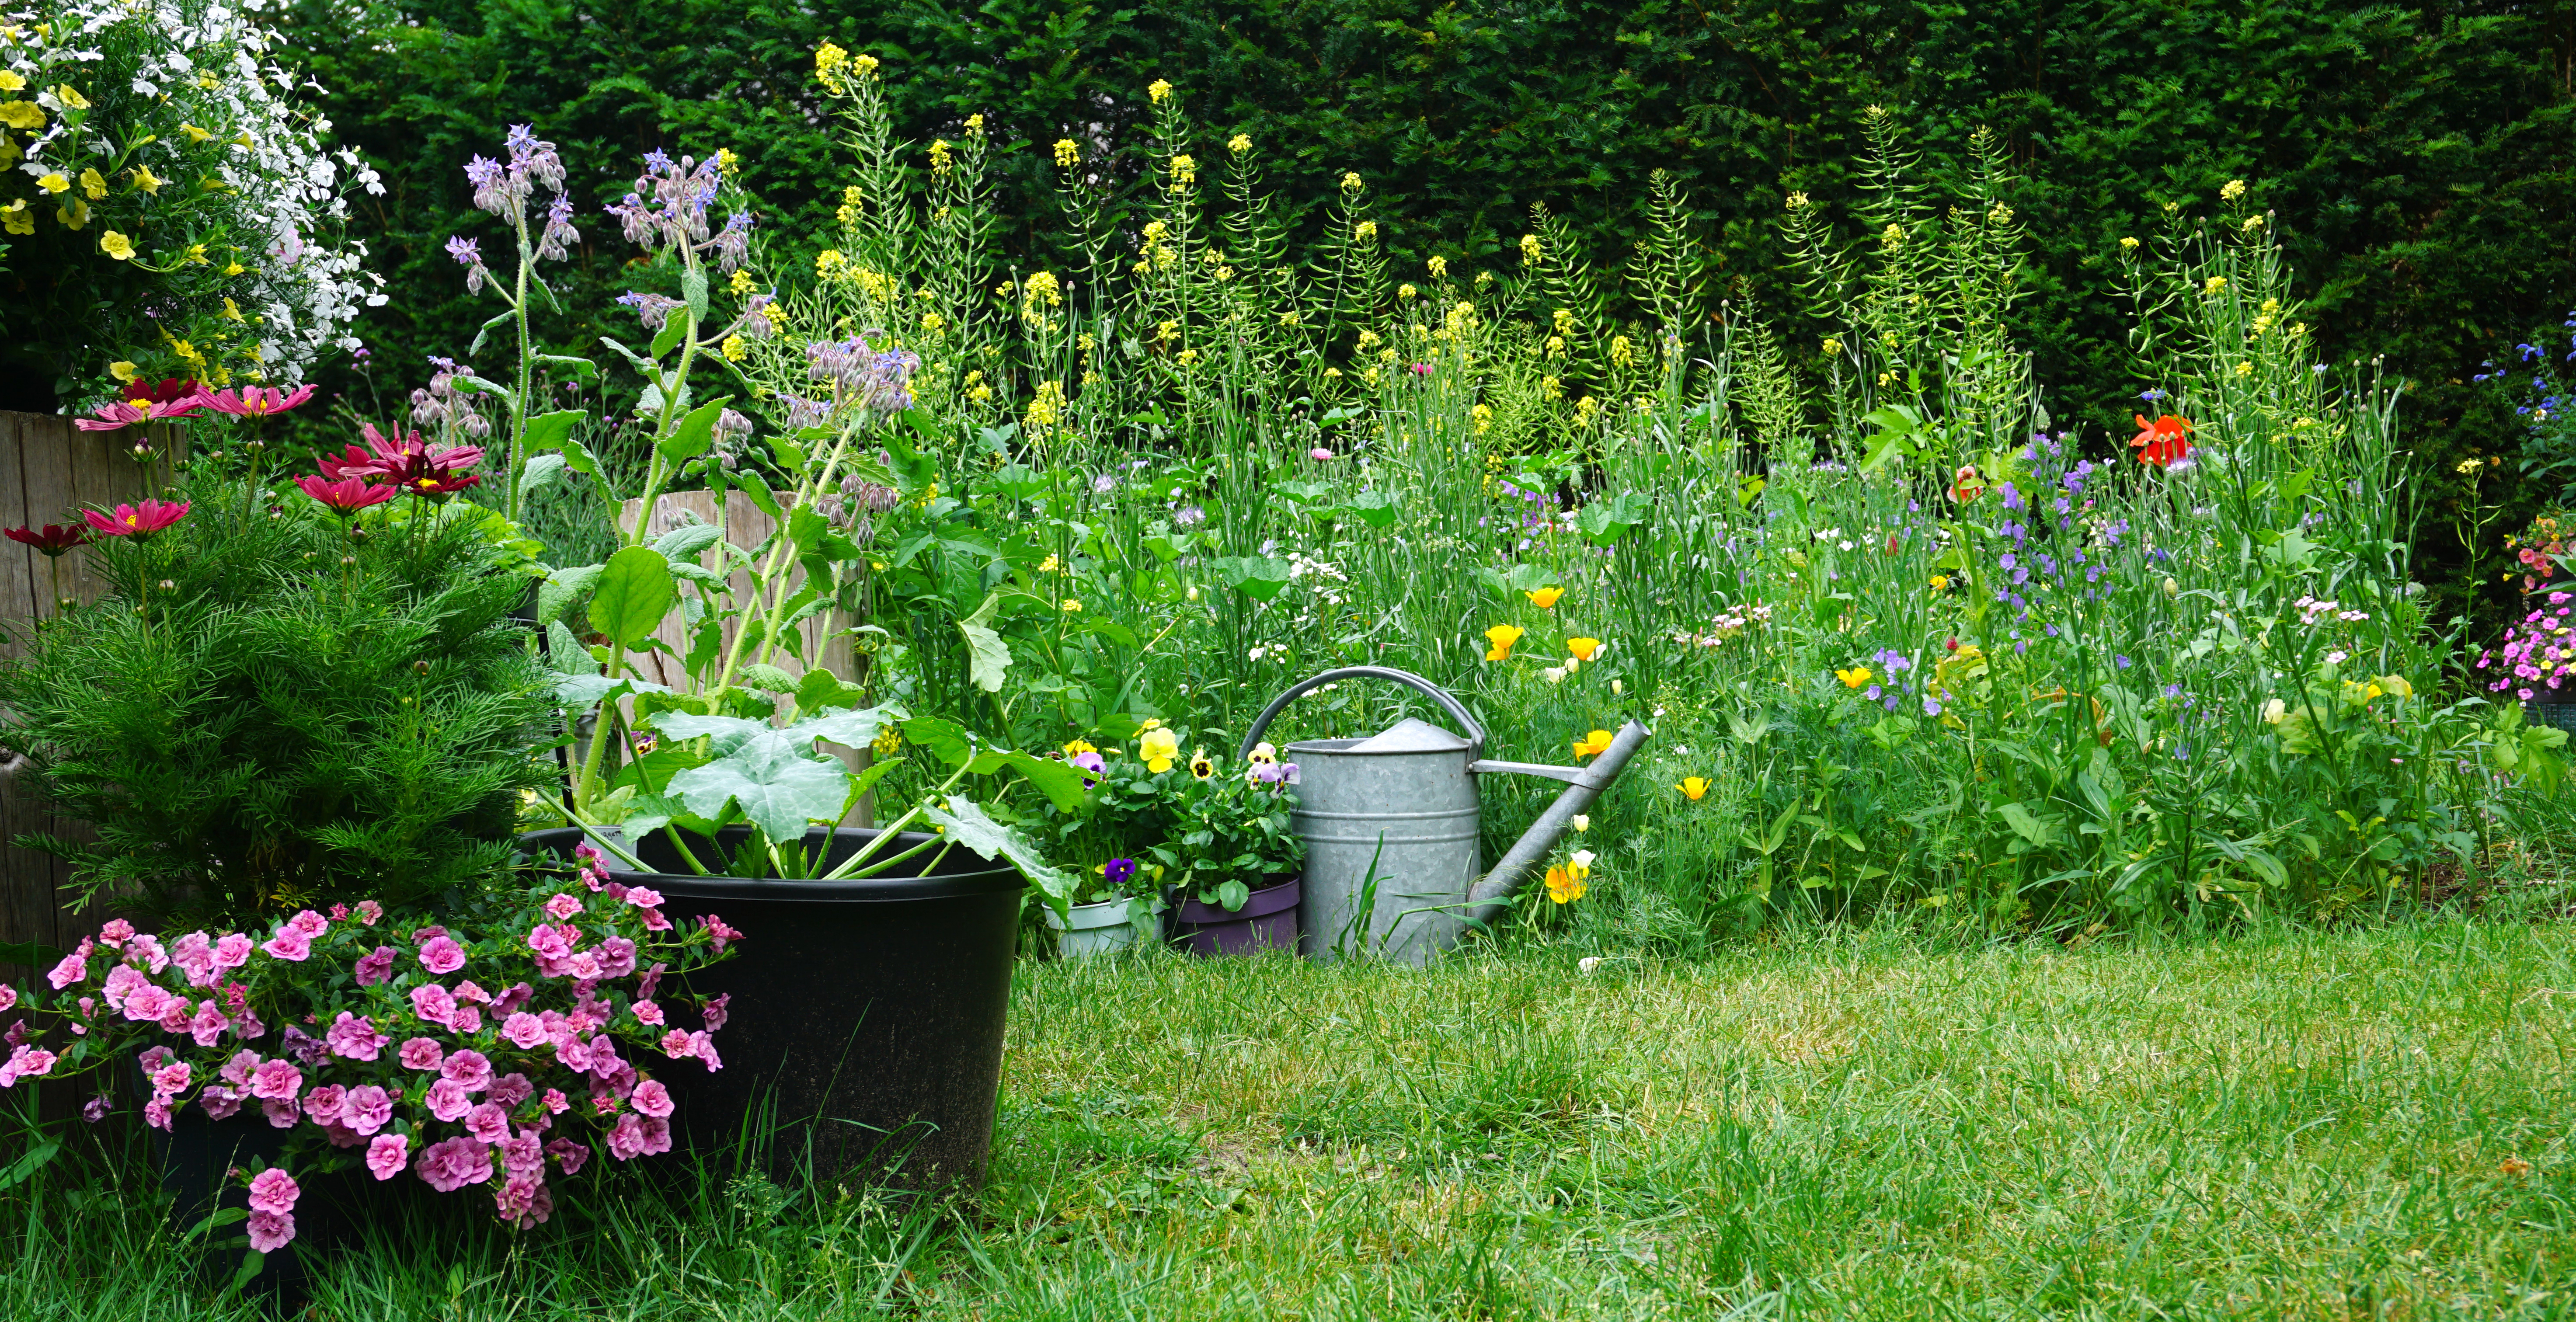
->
[[519, 825, 1024, 1192]]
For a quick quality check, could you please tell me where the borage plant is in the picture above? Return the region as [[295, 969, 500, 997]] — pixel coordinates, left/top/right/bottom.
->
[[0, 845, 737, 1268]]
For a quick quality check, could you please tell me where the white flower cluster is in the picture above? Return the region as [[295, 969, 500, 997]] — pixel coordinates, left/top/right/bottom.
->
[[3, 0, 383, 380]]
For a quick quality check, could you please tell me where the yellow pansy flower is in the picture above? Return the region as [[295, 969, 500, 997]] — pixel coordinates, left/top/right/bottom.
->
[[1137, 727, 1180, 774]]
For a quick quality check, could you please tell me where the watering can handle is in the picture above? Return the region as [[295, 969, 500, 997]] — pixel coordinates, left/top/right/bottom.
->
[[1235, 666, 1486, 761]]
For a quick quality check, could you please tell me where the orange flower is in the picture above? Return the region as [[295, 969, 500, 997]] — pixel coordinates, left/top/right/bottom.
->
[[1949, 464, 1986, 503], [1571, 729, 1613, 758], [2132, 414, 2193, 468], [1676, 776, 1709, 801], [1483, 624, 1525, 661]]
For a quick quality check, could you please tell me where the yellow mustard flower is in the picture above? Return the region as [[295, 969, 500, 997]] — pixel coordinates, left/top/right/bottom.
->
[[1227, 133, 1250, 155], [721, 335, 747, 363], [1148, 78, 1173, 103]]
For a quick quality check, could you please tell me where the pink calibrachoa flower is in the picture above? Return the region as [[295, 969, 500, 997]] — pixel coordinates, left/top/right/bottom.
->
[[526, 923, 571, 960], [301, 1085, 347, 1125], [0, 985, 15, 1013], [542, 1089, 570, 1116], [441, 1049, 494, 1092], [425, 1078, 475, 1122], [355, 946, 396, 986], [326, 1012, 387, 1061], [490, 1073, 535, 1107], [657, 1029, 695, 1060], [494, 1175, 554, 1229], [260, 926, 313, 962], [99, 919, 135, 946], [502, 1012, 548, 1049], [150, 1062, 192, 1097], [45, 950, 87, 990], [211, 933, 253, 972], [630, 1001, 664, 1027], [0, 1044, 58, 1086], [418, 935, 466, 974], [247, 1167, 301, 1215], [701, 993, 731, 1032], [415, 1136, 493, 1193], [80, 500, 191, 540], [248, 1058, 303, 1101], [367, 1132, 410, 1180], [544, 893, 583, 920], [286, 910, 329, 939], [545, 1138, 588, 1175], [465, 1103, 512, 1143], [631, 1078, 674, 1119], [353, 900, 384, 925], [342, 1085, 394, 1135], [698, 915, 742, 953], [399, 1037, 445, 1072], [410, 983, 457, 1026], [199, 1086, 243, 1120], [189, 1001, 230, 1047], [246, 1210, 296, 1254]]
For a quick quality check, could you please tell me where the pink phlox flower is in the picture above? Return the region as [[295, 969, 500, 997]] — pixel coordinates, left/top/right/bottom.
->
[[366, 1133, 410, 1181], [441, 1049, 494, 1092], [46, 950, 88, 990], [545, 1138, 588, 1175], [702, 993, 731, 1032], [398, 1037, 445, 1071], [342, 1085, 394, 1136], [544, 893, 583, 920], [247, 1167, 302, 1215], [198, 1086, 243, 1120], [414, 1136, 493, 1193], [301, 1084, 348, 1125], [245, 1209, 296, 1253], [631, 1001, 665, 1027], [425, 1078, 475, 1122], [211, 933, 253, 972], [355, 946, 396, 986], [502, 1012, 547, 1049], [261, 927, 313, 962], [418, 935, 466, 975], [632, 1079, 675, 1119], [409, 983, 457, 1027], [248, 1059, 303, 1101]]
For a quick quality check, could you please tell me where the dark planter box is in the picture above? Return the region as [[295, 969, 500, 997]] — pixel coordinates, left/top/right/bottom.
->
[[1169, 876, 1301, 957]]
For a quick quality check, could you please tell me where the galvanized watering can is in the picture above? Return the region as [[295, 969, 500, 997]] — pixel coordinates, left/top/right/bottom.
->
[[1236, 667, 1652, 964]]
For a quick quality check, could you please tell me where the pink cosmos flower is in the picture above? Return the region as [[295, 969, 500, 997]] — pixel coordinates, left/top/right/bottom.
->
[[418, 936, 466, 974], [319, 422, 485, 495], [544, 893, 582, 920], [502, 1012, 547, 1049], [247, 1059, 303, 1101], [465, 1103, 512, 1144], [425, 1078, 475, 1122], [631, 1079, 674, 1119], [354, 946, 396, 986], [301, 1085, 348, 1125], [286, 909, 329, 939], [415, 1137, 493, 1193], [398, 1037, 445, 1071], [246, 1210, 296, 1254], [191, 382, 319, 418], [441, 1049, 494, 1092], [82, 500, 192, 540], [45, 950, 87, 990], [325, 1012, 387, 1061], [247, 1168, 301, 1214], [211, 933, 253, 971], [341, 1085, 393, 1136], [260, 927, 312, 962], [367, 1132, 410, 1180]]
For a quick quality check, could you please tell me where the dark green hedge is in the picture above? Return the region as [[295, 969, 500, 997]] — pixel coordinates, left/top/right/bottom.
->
[[282, 0, 2575, 616]]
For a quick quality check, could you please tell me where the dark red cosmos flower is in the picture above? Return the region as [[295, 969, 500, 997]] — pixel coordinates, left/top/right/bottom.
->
[[81, 500, 191, 539], [3, 524, 90, 556], [2132, 414, 2194, 468], [319, 423, 485, 494], [295, 475, 399, 514]]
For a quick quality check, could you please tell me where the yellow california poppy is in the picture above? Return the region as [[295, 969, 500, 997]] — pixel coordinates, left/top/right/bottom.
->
[[1565, 637, 1604, 661], [1484, 624, 1525, 661], [1676, 776, 1709, 801], [1525, 586, 1564, 609], [1544, 863, 1589, 904], [1571, 729, 1613, 759], [1835, 666, 1873, 689]]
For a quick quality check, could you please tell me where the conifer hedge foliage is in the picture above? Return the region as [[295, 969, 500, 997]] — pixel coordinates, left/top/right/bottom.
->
[[283, 0, 2571, 594]]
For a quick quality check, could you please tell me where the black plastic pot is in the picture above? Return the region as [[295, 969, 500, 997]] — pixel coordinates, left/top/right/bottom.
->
[[519, 826, 1024, 1191]]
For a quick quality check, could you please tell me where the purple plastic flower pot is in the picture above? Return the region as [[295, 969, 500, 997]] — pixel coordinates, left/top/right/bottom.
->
[[1170, 876, 1300, 957]]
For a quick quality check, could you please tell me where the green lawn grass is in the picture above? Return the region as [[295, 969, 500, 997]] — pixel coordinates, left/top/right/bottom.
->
[[17, 919, 2576, 1319]]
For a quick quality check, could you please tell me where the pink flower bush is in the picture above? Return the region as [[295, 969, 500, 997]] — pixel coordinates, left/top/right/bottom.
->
[[0, 873, 738, 1254]]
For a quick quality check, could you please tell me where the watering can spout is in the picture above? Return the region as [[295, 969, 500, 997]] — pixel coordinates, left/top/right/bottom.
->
[[1464, 720, 1654, 925]]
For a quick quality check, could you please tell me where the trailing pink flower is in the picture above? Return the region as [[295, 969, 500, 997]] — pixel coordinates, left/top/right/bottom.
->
[[341, 1085, 393, 1135], [199, 1086, 243, 1120], [260, 927, 313, 962], [150, 1061, 192, 1098], [502, 1012, 547, 1049], [354, 946, 396, 986], [246, 1210, 296, 1254], [248, 1167, 302, 1215], [425, 1078, 475, 1122], [544, 893, 583, 920], [399, 1037, 445, 1072], [248, 1059, 303, 1101], [526, 923, 571, 960], [441, 1049, 494, 1092], [301, 1085, 347, 1125], [698, 915, 742, 953], [0, 1044, 58, 1087], [493, 1175, 554, 1229], [465, 1103, 512, 1143], [366, 1133, 410, 1181], [45, 950, 87, 990], [410, 983, 457, 1027], [287, 910, 329, 939], [701, 993, 731, 1032], [0, 985, 15, 1013], [211, 933, 253, 972], [418, 935, 467, 975], [631, 1078, 674, 1119], [415, 1136, 493, 1193]]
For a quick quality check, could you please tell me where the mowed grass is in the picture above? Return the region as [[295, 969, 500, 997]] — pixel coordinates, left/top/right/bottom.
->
[[941, 921, 2576, 1320], [14, 919, 2576, 1319]]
